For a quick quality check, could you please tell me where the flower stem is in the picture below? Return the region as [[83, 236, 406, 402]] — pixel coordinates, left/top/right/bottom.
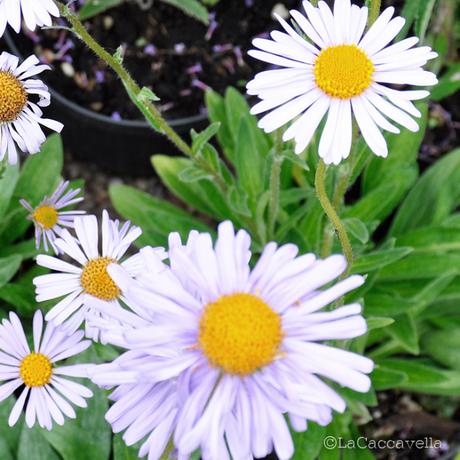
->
[[368, 0, 381, 26], [55, 1, 192, 158], [268, 130, 283, 239], [315, 160, 353, 269]]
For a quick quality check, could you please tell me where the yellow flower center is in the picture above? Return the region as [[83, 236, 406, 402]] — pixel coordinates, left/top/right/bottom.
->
[[199, 293, 282, 375], [20, 352, 52, 387], [32, 205, 59, 230], [0, 70, 28, 123], [314, 44, 374, 99], [80, 257, 120, 301]]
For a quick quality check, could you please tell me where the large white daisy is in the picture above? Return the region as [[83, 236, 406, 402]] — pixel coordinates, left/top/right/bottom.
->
[[33, 210, 159, 342], [0, 310, 93, 430], [89, 221, 373, 460], [20, 179, 86, 254], [247, 0, 438, 164], [0, 0, 59, 37], [0, 51, 63, 164]]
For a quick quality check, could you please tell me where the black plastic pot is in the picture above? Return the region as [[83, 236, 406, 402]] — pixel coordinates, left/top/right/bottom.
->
[[4, 33, 208, 176]]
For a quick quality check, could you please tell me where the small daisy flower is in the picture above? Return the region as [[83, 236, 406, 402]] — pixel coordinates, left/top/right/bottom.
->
[[247, 0, 438, 164], [20, 180, 86, 254], [90, 221, 373, 460], [0, 310, 93, 430], [0, 0, 59, 37], [0, 52, 63, 165], [33, 210, 157, 342]]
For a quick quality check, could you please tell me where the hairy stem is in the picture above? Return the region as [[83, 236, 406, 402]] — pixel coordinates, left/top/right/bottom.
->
[[268, 130, 283, 240], [315, 160, 353, 269], [368, 0, 381, 26], [55, 1, 192, 158]]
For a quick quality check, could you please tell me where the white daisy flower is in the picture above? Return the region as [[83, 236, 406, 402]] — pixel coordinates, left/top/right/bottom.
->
[[0, 51, 63, 165], [247, 0, 438, 164], [0, 310, 93, 430], [20, 180, 86, 254], [33, 210, 158, 342], [0, 0, 59, 37], [90, 221, 374, 460]]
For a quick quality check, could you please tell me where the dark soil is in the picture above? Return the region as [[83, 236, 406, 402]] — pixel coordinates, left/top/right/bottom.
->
[[13, 0, 300, 121]]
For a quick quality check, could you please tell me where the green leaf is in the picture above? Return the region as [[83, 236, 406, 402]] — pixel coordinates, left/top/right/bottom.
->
[[178, 166, 213, 182], [227, 186, 251, 217], [110, 184, 212, 247], [161, 0, 209, 24], [17, 425, 59, 460], [390, 148, 460, 237], [432, 63, 460, 101], [414, 0, 436, 42], [347, 167, 418, 223], [0, 164, 19, 222], [138, 86, 160, 103], [123, 83, 162, 133], [41, 347, 111, 460], [364, 292, 416, 317], [344, 218, 369, 244], [351, 247, 413, 274], [366, 316, 395, 331], [225, 87, 251, 144], [423, 329, 460, 371], [113, 434, 140, 460], [0, 255, 22, 289], [395, 226, 460, 253], [205, 91, 235, 161], [281, 149, 309, 171], [0, 283, 36, 316], [371, 366, 408, 390], [291, 422, 326, 460], [0, 397, 23, 456], [78, 0, 123, 20], [235, 117, 264, 199], [409, 270, 457, 314], [191, 122, 220, 155], [395, 0, 420, 39], [152, 155, 232, 220], [362, 104, 427, 194], [1, 134, 63, 244], [386, 313, 419, 354], [377, 359, 445, 387], [0, 239, 38, 260]]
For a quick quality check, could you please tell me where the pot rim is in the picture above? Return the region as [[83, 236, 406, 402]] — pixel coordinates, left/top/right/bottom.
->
[[4, 30, 208, 129]]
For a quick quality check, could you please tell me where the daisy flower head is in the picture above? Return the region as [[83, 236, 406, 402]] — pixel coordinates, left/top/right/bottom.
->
[[0, 0, 59, 37], [33, 210, 155, 342], [247, 0, 438, 164], [0, 310, 93, 430], [91, 221, 374, 460], [20, 180, 86, 254], [0, 52, 63, 165]]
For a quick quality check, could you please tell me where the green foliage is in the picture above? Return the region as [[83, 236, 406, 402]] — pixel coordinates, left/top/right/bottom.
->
[[79, 0, 212, 24], [112, 75, 460, 457], [0, 134, 68, 319]]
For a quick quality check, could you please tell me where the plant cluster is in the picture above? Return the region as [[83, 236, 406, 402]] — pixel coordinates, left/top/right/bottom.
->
[[0, 0, 458, 459]]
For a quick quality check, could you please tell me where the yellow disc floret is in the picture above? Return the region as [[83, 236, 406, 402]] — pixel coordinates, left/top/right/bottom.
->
[[314, 44, 374, 99], [80, 257, 120, 301], [33, 205, 59, 230], [0, 71, 28, 123], [199, 293, 282, 375], [20, 352, 52, 387]]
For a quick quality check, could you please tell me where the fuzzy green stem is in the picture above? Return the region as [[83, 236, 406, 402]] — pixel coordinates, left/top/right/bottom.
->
[[268, 130, 283, 239], [368, 0, 381, 26], [55, 1, 192, 158], [315, 160, 353, 269]]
